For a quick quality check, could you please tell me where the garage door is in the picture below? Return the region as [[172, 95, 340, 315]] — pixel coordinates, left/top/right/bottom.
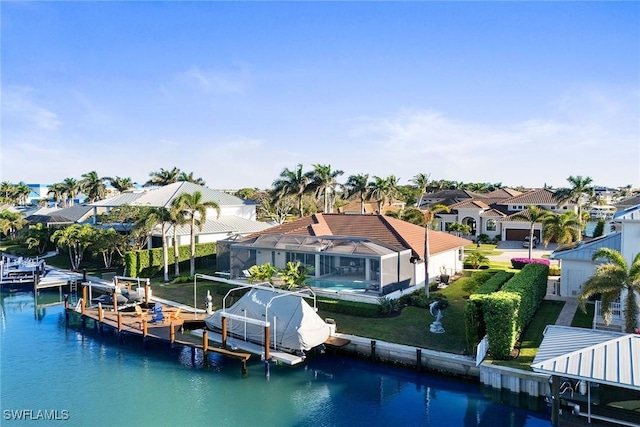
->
[[505, 229, 540, 241]]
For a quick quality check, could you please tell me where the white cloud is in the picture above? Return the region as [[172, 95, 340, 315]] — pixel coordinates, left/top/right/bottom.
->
[[178, 63, 251, 95], [2, 85, 62, 130]]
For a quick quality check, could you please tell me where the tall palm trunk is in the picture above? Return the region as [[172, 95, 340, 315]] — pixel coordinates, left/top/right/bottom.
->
[[190, 217, 196, 276], [173, 228, 180, 276], [161, 223, 169, 282]]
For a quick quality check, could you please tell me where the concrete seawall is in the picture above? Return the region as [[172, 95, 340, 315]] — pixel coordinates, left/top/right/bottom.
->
[[334, 333, 550, 398]]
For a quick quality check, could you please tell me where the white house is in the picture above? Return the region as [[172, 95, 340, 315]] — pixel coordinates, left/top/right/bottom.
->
[[90, 182, 272, 247]]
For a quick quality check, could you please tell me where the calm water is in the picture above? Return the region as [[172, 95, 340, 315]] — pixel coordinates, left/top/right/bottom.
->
[[1, 290, 550, 426], [307, 278, 370, 292]]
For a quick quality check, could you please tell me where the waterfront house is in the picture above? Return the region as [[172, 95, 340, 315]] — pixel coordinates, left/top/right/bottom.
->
[[550, 205, 640, 330], [89, 182, 271, 248], [216, 213, 471, 296], [418, 188, 579, 243]]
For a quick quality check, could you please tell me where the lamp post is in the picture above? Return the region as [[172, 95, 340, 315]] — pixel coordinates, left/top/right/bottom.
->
[[193, 275, 197, 319]]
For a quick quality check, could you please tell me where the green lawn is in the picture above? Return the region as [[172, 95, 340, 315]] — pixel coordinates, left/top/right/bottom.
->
[[571, 301, 595, 328], [319, 277, 473, 354], [464, 244, 502, 256], [489, 299, 565, 370]]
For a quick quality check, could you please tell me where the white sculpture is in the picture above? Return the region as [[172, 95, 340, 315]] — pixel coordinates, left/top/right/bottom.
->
[[429, 301, 445, 334]]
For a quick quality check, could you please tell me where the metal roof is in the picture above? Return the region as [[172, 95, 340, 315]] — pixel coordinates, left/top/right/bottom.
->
[[549, 232, 621, 261], [531, 326, 640, 391], [91, 182, 250, 208], [163, 216, 272, 237]]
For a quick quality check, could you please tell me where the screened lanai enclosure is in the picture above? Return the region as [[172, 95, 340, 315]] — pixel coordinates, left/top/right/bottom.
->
[[216, 234, 415, 295]]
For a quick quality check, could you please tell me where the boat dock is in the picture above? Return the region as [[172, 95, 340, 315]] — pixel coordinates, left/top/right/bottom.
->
[[65, 296, 254, 375]]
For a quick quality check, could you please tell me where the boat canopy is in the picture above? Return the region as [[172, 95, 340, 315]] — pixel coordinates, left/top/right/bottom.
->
[[205, 288, 331, 352]]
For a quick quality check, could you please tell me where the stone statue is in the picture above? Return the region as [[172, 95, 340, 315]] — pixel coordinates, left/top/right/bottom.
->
[[429, 300, 445, 334]]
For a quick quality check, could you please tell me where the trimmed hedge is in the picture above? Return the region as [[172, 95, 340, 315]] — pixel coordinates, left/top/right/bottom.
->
[[475, 271, 515, 295], [481, 292, 520, 358], [317, 298, 380, 317], [124, 243, 216, 277], [464, 297, 485, 354], [501, 263, 549, 334], [463, 263, 549, 359]]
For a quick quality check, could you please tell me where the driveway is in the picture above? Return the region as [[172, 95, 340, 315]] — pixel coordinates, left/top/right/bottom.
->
[[488, 241, 558, 265]]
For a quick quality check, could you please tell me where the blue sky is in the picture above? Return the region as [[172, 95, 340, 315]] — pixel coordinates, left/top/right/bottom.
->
[[2, 1, 639, 190]]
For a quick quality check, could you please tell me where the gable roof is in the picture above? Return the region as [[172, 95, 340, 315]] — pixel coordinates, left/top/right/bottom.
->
[[550, 232, 622, 261], [248, 214, 471, 258], [449, 200, 491, 210], [481, 188, 523, 199], [502, 188, 559, 205], [91, 182, 250, 208], [531, 326, 640, 391]]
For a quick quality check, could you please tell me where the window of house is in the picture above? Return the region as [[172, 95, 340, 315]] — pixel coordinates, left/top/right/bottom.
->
[[486, 219, 496, 231]]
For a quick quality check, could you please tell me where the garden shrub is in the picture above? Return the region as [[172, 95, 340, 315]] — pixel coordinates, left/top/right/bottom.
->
[[464, 296, 485, 355], [462, 270, 494, 294], [464, 263, 548, 359], [377, 297, 400, 315], [548, 265, 561, 276], [125, 243, 216, 277], [510, 257, 550, 270], [482, 292, 520, 359], [475, 271, 514, 294], [501, 263, 549, 335], [173, 275, 194, 283], [318, 298, 380, 317]]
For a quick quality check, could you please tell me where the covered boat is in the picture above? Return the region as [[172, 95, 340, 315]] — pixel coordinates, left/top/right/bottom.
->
[[204, 287, 331, 353]]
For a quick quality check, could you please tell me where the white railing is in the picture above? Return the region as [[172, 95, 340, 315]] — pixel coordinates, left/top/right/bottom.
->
[[593, 300, 623, 329]]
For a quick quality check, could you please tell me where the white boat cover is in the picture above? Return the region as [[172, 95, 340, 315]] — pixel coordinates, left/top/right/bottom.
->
[[204, 288, 330, 352]]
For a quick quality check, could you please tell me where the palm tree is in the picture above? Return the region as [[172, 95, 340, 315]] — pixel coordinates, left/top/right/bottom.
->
[[554, 175, 594, 239], [421, 204, 450, 296], [0, 181, 13, 202], [272, 164, 313, 218], [106, 176, 134, 193], [411, 173, 430, 206], [79, 171, 107, 202], [61, 178, 79, 206], [171, 191, 220, 276], [169, 203, 188, 276], [14, 182, 31, 206], [47, 182, 67, 207], [368, 176, 391, 213], [177, 171, 206, 186], [345, 173, 369, 214], [309, 164, 344, 213], [465, 252, 489, 270], [541, 212, 581, 249], [145, 167, 181, 187], [578, 248, 640, 333], [385, 208, 426, 226], [147, 207, 173, 282], [447, 222, 471, 237], [511, 205, 553, 259], [0, 210, 26, 240]]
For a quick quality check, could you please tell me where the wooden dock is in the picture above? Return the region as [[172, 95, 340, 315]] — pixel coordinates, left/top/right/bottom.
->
[[65, 298, 253, 375]]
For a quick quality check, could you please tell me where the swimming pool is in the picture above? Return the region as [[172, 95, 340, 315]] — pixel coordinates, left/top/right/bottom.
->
[[307, 278, 375, 292]]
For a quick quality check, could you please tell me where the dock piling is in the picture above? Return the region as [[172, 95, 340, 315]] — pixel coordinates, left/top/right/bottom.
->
[[371, 340, 376, 362]]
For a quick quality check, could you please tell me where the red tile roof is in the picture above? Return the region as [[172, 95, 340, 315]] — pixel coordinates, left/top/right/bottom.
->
[[250, 214, 471, 258]]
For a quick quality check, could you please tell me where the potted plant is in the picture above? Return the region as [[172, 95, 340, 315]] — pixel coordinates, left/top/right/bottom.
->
[[439, 265, 450, 285]]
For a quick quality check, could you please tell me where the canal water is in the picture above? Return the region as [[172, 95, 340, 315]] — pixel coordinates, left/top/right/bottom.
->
[[1, 290, 550, 426]]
